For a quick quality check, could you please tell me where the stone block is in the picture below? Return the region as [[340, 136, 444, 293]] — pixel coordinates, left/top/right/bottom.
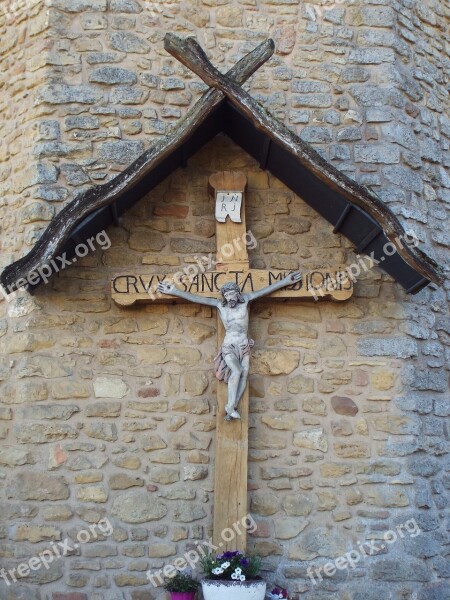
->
[[81, 13, 107, 29], [261, 466, 312, 479], [64, 116, 100, 130], [331, 419, 353, 436], [16, 424, 78, 444], [49, 0, 106, 10], [407, 455, 440, 477], [20, 202, 55, 224], [287, 375, 314, 394], [381, 122, 418, 150], [172, 398, 209, 415], [396, 393, 433, 414], [183, 466, 208, 481], [349, 48, 395, 64], [250, 491, 279, 516], [337, 126, 362, 141], [37, 84, 102, 104], [274, 517, 308, 540], [23, 404, 80, 420], [76, 485, 108, 503], [371, 558, 430, 582], [53, 594, 88, 600], [114, 573, 149, 586], [173, 505, 206, 522], [60, 164, 90, 186], [141, 434, 167, 451], [320, 463, 352, 478], [283, 494, 313, 517], [148, 543, 177, 558], [341, 66, 370, 83], [109, 474, 144, 489], [382, 166, 423, 193], [216, 5, 243, 26], [302, 397, 327, 416], [365, 487, 409, 508], [294, 428, 328, 452], [85, 402, 121, 417], [252, 350, 299, 375], [9, 523, 61, 543], [149, 467, 179, 485], [93, 376, 128, 398], [109, 31, 150, 53], [0, 447, 35, 467], [352, 6, 396, 27], [373, 415, 420, 435], [84, 423, 118, 441], [183, 371, 208, 396], [316, 490, 337, 511], [98, 141, 145, 165], [358, 337, 417, 358], [110, 0, 141, 11], [300, 127, 332, 143], [10, 472, 69, 501], [354, 144, 399, 163], [111, 491, 167, 523], [331, 396, 358, 416], [43, 505, 73, 521], [130, 590, 156, 600], [334, 442, 370, 458], [261, 415, 296, 430], [288, 527, 346, 560], [292, 94, 332, 108]]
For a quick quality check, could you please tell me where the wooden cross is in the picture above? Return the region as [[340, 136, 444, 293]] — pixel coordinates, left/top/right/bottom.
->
[[112, 170, 353, 551]]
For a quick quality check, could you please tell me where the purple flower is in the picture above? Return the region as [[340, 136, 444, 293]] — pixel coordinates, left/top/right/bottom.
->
[[221, 551, 242, 560], [240, 558, 249, 567]]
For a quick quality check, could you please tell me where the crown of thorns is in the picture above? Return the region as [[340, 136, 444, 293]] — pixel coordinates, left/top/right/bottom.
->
[[220, 282, 245, 305]]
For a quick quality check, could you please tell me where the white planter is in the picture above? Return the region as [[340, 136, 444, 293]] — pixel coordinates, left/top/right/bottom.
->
[[201, 579, 266, 600]]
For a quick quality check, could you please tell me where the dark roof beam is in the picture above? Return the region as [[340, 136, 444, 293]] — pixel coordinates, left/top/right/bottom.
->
[[260, 137, 271, 170], [333, 205, 352, 234], [355, 227, 382, 254]]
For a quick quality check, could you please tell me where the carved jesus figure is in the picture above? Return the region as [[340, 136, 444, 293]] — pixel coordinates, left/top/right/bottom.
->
[[157, 271, 302, 420]]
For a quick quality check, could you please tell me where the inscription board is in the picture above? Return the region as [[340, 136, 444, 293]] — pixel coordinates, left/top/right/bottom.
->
[[112, 268, 353, 306], [215, 191, 243, 223]]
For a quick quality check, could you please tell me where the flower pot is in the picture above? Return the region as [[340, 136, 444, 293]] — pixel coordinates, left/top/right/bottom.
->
[[170, 592, 196, 600], [201, 579, 266, 600]]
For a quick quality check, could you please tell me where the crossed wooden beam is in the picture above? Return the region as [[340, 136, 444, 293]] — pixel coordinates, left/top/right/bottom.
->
[[163, 34, 442, 285], [1, 34, 442, 293]]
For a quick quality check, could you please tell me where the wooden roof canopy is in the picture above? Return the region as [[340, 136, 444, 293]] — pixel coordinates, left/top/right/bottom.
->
[[1, 34, 443, 296]]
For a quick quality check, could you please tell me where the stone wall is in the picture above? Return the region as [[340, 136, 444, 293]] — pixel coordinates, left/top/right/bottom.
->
[[0, 0, 54, 270], [0, 1, 449, 600]]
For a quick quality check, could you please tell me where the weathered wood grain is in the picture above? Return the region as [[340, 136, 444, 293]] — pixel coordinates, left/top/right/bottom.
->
[[210, 173, 250, 550], [164, 34, 443, 287]]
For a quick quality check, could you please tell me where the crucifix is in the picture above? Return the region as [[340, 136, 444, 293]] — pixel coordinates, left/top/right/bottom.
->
[[113, 170, 353, 551]]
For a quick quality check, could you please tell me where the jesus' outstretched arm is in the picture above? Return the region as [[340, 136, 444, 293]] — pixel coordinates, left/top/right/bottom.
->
[[244, 271, 302, 303], [156, 281, 219, 308]]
